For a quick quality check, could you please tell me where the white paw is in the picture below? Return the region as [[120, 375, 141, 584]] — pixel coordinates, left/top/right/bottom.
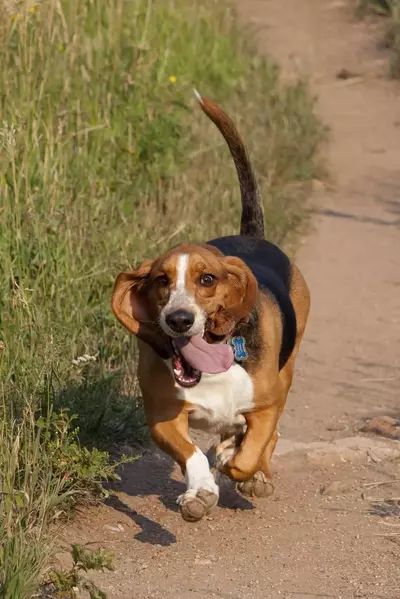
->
[[177, 477, 219, 505], [177, 488, 219, 522], [179, 447, 219, 516]]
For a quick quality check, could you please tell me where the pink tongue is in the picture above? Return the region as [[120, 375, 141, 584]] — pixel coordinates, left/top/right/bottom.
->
[[174, 335, 234, 374]]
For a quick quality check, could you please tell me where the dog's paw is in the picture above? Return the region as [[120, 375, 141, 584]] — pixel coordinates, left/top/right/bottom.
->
[[177, 489, 218, 522], [237, 471, 274, 498], [215, 437, 238, 471]]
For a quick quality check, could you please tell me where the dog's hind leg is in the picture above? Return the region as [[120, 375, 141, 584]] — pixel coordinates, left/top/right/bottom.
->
[[235, 356, 295, 499], [237, 269, 310, 500], [237, 429, 278, 498]]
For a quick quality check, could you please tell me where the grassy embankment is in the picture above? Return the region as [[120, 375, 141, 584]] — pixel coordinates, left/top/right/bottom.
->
[[0, 0, 322, 596]]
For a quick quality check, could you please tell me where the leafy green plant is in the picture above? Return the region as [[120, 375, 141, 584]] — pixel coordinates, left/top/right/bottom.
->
[[41, 544, 114, 599], [0, 405, 130, 599]]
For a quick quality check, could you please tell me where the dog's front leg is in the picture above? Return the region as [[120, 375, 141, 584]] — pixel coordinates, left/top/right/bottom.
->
[[148, 408, 219, 522], [216, 403, 280, 497]]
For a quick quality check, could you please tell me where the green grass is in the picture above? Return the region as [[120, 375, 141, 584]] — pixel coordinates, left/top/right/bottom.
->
[[0, 406, 128, 599], [0, 0, 322, 441], [356, 0, 400, 76], [0, 0, 322, 594]]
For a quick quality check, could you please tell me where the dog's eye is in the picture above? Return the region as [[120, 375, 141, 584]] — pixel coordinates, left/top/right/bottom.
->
[[155, 275, 169, 288], [200, 273, 216, 287]]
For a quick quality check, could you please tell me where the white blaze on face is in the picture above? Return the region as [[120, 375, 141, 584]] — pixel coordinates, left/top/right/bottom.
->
[[160, 253, 205, 337], [176, 253, 188, 292]]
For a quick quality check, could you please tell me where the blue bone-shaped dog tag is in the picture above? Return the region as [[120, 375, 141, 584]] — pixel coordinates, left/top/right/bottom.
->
[[231, 336, 248, 361]]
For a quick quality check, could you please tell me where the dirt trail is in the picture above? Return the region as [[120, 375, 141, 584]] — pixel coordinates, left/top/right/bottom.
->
[[64, 2, 400, 598]]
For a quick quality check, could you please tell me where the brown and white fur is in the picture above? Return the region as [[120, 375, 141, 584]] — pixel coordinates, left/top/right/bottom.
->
[[112, 91, 310, 522]]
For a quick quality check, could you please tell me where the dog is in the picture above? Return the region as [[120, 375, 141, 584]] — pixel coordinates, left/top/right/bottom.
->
[[112, 91, 310, 522]]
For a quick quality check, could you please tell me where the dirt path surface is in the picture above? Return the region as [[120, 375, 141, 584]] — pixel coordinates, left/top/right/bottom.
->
[[64, 2, 400, 597]]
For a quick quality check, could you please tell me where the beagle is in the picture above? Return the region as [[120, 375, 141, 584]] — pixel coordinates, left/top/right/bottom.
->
[[112, 92, 310, 522]]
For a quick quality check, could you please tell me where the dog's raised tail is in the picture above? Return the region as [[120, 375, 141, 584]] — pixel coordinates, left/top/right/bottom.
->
[[194, 89, 264, 240]]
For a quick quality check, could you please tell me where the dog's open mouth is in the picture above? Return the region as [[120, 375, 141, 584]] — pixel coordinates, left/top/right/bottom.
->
[[171, 340, 202, 388], [168, 334, 234, 389]]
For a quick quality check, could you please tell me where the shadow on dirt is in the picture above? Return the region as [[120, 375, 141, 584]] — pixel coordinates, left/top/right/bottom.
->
[[105, 447, 253, 546], [105, 494, 178, 546]]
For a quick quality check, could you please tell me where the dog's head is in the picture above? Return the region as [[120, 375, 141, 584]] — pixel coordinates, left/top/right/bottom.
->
[[112, 243, 258, 387]]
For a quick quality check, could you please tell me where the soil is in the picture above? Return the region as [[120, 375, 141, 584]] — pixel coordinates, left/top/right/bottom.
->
[[60, 1, 400, 597]]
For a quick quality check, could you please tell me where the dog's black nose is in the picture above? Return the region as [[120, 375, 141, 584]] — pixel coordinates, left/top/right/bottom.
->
[[165, 309, 195, 333]]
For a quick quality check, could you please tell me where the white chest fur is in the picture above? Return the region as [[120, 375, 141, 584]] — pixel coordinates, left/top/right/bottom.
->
[[175, 364, 254, 432]]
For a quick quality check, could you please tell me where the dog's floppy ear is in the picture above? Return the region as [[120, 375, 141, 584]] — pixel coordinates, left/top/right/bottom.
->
[[111, 260, 168, 358], [212, 257, 258, 336]]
